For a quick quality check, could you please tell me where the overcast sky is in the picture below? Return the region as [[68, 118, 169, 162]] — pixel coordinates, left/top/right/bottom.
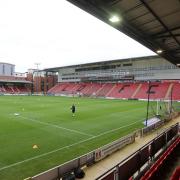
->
[[0, 0, 155, 72]]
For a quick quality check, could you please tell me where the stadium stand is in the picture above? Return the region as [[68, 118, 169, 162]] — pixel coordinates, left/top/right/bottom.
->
[[117, 83, 139, 99], [134, 82, 171, 100], [133, 82, 149, 99], [149, 82, 170, 99], [141, 137, 180, 180], [71, 83, 82, 93], [107, 83, 124, 98], [171, 167, 180, 180], [0, 70, 32, 94], [96, 83, 114, 97], [172, 82, 180, 101], [17, 86, 31, 94], [80, 83, 92, 95], [62, 83, 76, 94], [76, 83, 87, 92], [48, 83, 67, 94], [84, 83, 102, 96], [47, 81, 180, 100], [44, 56, 180, 97], [0, 84, 31, 94]]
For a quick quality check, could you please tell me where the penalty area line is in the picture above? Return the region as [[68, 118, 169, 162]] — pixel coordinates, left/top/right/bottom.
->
[[0, 119, 142, 172], [18, 115, 94, 137]]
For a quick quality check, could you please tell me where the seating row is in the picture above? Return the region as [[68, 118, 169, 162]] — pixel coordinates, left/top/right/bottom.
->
[[48, 81, 180, 100]]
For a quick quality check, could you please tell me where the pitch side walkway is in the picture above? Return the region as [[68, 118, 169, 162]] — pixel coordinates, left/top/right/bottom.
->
[[83, 116, 180, 180]]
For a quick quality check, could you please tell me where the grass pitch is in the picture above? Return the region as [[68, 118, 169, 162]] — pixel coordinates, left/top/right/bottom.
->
[[0, 95, 178, 180]]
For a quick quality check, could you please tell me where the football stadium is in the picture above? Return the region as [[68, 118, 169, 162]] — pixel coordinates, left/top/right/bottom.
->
[[0, 1, 180, 180]]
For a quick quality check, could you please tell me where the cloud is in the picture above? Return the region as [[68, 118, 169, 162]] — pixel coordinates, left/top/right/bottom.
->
[[0, 0, 154, 72]]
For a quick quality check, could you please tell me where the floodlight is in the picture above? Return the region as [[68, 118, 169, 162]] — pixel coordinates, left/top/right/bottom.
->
[[109, 15, 120, 23], [156, 49, 163, 54]]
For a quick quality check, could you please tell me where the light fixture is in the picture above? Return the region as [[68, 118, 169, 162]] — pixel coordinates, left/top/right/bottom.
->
[[109, 15, 120, 23], [156, 49, 163, 54]]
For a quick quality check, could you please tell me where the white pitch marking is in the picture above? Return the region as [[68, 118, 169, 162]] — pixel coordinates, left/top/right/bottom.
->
[[18, 115, 94, 137], [0, 119, 142, 172]]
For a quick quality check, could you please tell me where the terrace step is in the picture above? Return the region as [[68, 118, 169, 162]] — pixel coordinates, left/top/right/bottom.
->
[[165, 83, 174, 99], [131, 83, 142, 98], [106, 84, 116, 97]]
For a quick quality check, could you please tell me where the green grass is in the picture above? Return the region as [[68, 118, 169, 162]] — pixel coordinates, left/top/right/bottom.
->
[[0, 95, 178, 180]]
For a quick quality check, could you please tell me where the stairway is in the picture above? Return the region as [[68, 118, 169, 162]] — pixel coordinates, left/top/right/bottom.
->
[[106, 84, 116, 97], [96, 84, 105, 95], [165, 83, 174, 99], [131, 83, 142, 98]]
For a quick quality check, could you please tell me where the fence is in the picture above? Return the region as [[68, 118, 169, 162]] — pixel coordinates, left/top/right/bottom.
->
[[141, 111, 179, 136], [141, 120, 164, 136], [96, 123, 179, 180], [30, 133, 135, 180]]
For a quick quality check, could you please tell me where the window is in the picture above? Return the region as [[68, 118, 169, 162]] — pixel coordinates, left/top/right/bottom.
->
[[123, 63, 132, 67]]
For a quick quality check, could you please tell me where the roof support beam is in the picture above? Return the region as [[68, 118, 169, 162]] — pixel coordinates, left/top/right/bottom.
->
[[152, 25, 180, 37], [154, 34, 180, 39], [168, 48, 180, 53], [140, 0, 180, 47]]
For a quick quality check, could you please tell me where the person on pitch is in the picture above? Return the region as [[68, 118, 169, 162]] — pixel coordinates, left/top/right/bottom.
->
[[71, 104, 76, 117]]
